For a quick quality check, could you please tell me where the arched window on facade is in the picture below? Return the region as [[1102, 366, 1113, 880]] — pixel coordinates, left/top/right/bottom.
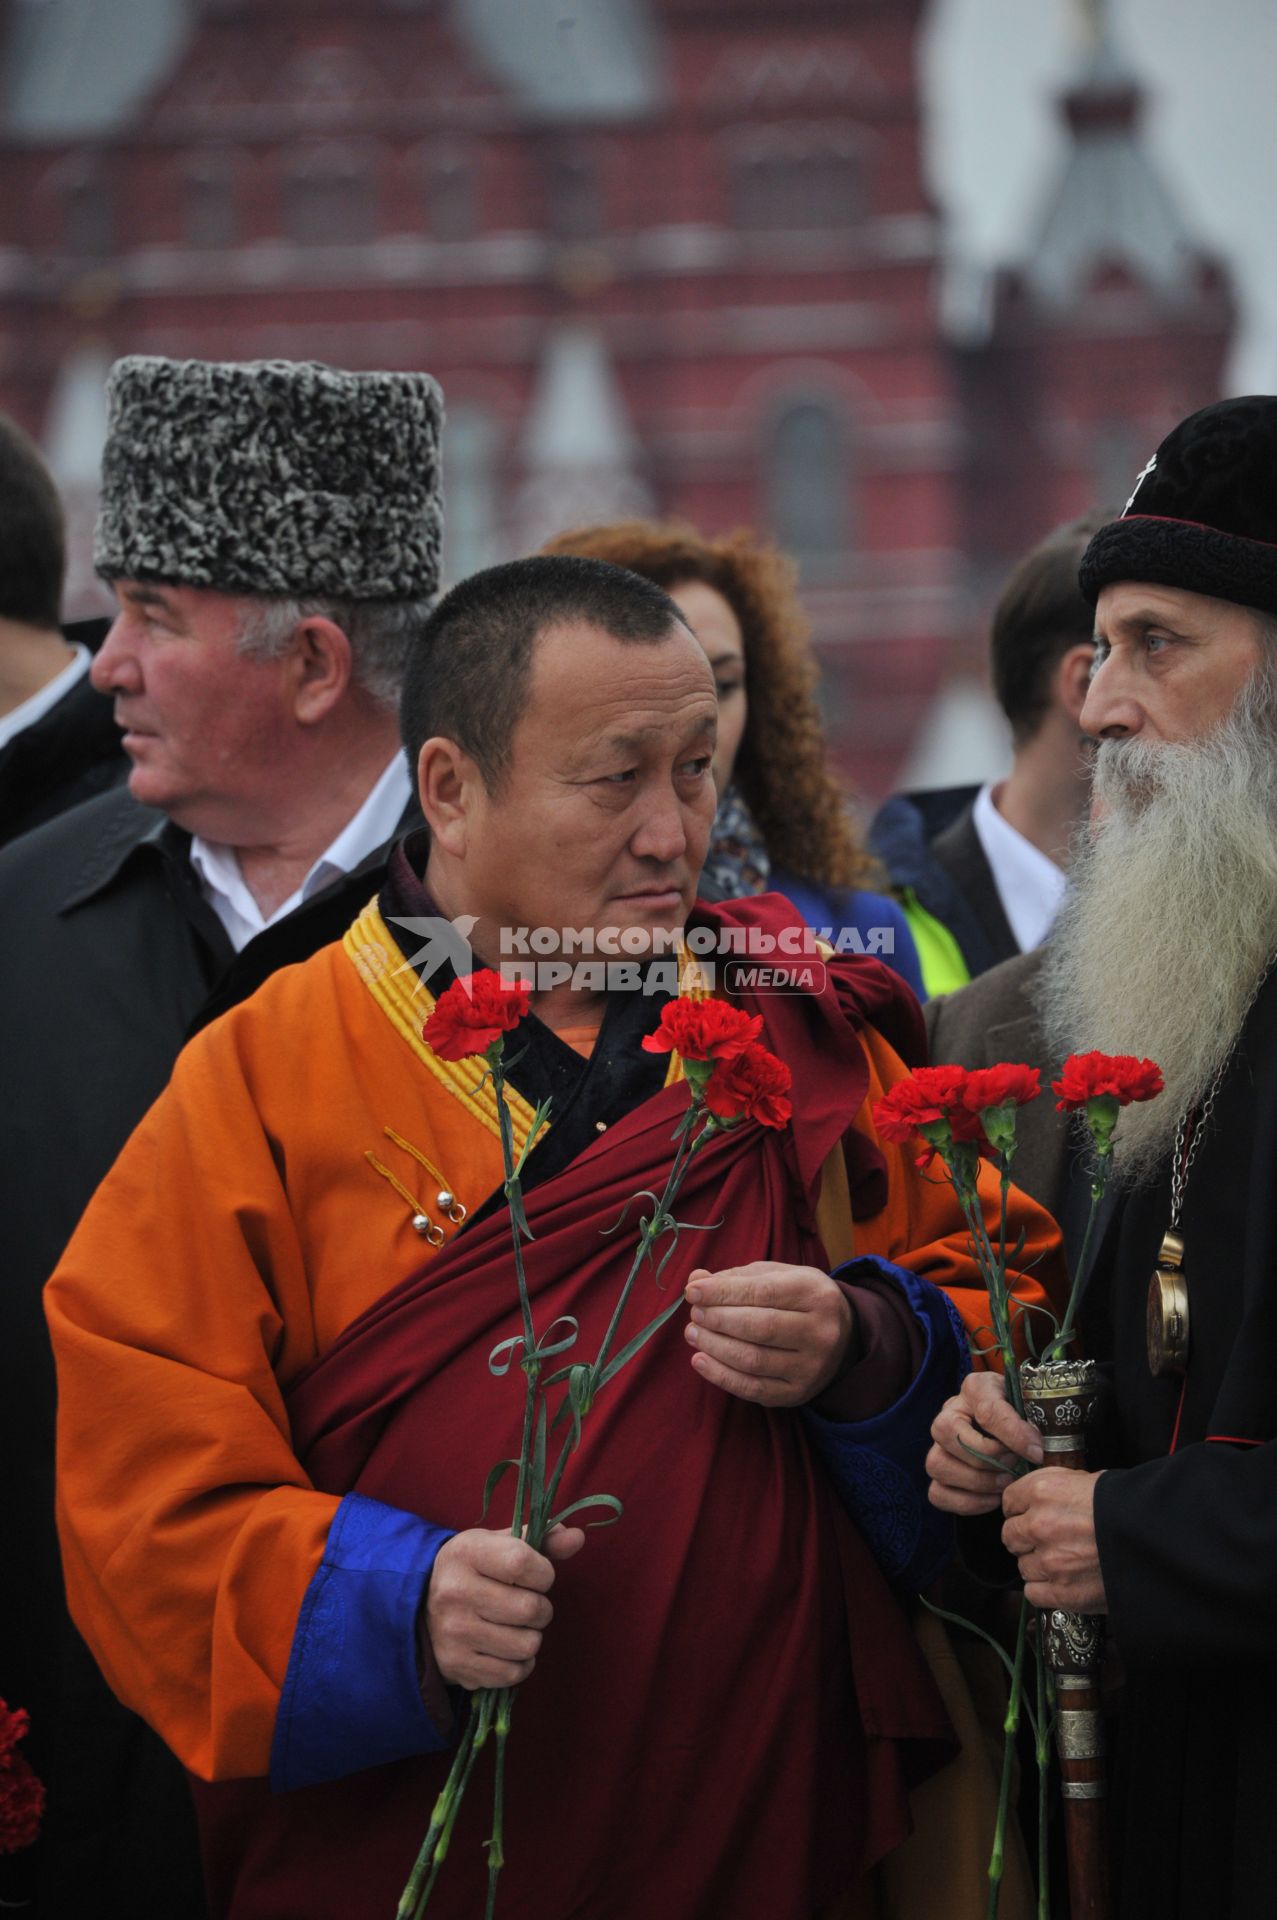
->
[[284, 148, 374, 246], [60, 158, 113, 258], [732, 128, 866, 234], [428, 146, 477, 243], [766, 400, 850, 575], [185, 158, 236, 251], [545, 145, 602, 243], [442, 405, 501, 585]]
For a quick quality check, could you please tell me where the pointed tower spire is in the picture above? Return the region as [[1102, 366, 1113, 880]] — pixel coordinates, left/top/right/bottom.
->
[[512, 324, 652, 551], [1022, 0, 1215, 311]]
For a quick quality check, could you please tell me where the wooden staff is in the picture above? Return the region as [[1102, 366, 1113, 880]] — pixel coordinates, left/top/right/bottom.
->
[[1020, 1359, 1111, 1920]]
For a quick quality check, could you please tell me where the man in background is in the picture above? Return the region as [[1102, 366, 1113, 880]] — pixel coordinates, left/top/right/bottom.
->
[[929, 396, 1277, 1916], [0, 412, 125, 846], [0, 353, 442, 1914], [872, 516, 1101, 995]]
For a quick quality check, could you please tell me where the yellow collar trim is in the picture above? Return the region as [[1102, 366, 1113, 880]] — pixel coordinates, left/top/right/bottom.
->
[[343, 898, 701, 1119], [342, 899, 541, 1154]]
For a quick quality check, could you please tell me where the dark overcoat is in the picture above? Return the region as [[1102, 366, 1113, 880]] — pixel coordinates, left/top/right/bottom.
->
[[1086, 966, 1277, 1919], [0, 782, 416, 1915]]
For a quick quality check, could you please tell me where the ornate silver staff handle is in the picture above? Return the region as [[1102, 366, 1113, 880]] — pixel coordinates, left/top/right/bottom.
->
[[1020, 1358, 1111, 1920]]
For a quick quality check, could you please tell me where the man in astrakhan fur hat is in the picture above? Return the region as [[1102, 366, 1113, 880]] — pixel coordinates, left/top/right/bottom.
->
[[0, 355, 443, 1916], [929, 394, 1277, 1920]]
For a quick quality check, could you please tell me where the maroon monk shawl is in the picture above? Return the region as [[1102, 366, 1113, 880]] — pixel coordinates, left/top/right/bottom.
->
[[195, 899, 950, 1920]]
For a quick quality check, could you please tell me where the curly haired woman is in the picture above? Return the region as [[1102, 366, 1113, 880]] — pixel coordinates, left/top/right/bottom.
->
[[541, 519, 924, 998]]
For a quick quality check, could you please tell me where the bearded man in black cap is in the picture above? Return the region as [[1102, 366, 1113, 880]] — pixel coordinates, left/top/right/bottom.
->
[[928, 394, 1277, 1919], [0, 355, 443, 1915]]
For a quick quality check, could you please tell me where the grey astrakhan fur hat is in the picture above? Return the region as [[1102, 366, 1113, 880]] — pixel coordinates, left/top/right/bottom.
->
[[94, 355, 444, 600]]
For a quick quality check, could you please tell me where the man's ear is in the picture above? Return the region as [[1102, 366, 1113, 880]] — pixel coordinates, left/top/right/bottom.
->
[[417, 737, 481, 854], [288, 616, 354, 724], [1055, 642, 1097, 728]]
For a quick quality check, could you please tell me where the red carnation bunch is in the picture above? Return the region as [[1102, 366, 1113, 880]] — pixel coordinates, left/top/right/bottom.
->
[[0, 1701, 44, 1856], [704, 1041, 793, 1131], [403, 974, 793, 1910], [643, 999, 789, 1129], [874, 1061, 1043, 1169], [641, 998, 762, 1065], [422, 970, 531, 1062], [1052, 1052, 1164, 1111]]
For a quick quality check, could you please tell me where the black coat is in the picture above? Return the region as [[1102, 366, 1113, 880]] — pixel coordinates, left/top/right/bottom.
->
[[1085, 966, 1277, 1919], [0, 782, 418, 1916], [0, 625, 127, 849]]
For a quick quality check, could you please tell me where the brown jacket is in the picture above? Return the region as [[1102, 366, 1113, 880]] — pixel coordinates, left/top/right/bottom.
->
[[924, 946, 1067, 1222]]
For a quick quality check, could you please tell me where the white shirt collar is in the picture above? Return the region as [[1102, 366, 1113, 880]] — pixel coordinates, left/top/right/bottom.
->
[[971, 780, 1067, 954], [189, 755, 411, 953], [0, 643, 91, 752]]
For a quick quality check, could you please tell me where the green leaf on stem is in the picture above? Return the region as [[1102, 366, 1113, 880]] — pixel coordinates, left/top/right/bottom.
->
[[481, 1457, 520, 1518], [547, 1492, 624, 1529], [954, 1434, 1031, 1477], [504, 1179, 535, 1243], [566, 1363, 594, 1446], [512, 1099, 554, 1179], [594, 1288, 689, 1392], [529, 1315, 581, 1363], [599, 1190, 663, 1238], [917, 1597, 1041, 1740]]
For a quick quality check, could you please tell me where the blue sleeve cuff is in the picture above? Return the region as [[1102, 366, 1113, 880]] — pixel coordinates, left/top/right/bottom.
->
[[802, 1256, 970, 1594], [270, 1492, 457, 1792]]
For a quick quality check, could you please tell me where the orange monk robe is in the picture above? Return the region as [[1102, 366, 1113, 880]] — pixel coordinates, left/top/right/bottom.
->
[[47, 900, 1065, 1787]]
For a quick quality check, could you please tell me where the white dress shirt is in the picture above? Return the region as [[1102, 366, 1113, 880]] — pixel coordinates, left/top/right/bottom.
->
[[190, 755, 411, 953], [971, 780, 1067, 954]]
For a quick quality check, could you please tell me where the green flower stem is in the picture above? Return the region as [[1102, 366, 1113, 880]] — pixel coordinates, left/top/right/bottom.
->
[[400, 1051, 720, 1916], [950, 1173, 1026, 1418], [398, 1693, 486, 1920], [483, 1689, 514, 1920], [533, 1104, 713, 1537], [413, 1688, 494, 1915], [987, 1594, 1029, 1920], [588, 1103, 704, 1389], [490, 1054, 542, 1539], [397, 1699, 477, 1918], [1042, 1156, 1111, 1363]]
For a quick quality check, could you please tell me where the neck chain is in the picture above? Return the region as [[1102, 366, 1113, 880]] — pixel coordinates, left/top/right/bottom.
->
[[1150, 950, 1277, 1377]]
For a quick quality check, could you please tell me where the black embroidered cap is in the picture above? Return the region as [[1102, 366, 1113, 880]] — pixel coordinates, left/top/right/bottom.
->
[[1079, 395, 1277, 618], [94, 355, 444, 600]]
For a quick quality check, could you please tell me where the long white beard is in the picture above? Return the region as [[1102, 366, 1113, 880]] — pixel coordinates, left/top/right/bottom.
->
[[1038, 661, 1277, 1183]]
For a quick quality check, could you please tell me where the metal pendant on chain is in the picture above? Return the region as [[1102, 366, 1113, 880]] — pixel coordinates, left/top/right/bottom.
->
[[1147, 1099, 1209, 1379], [1147, 1227, 1189, 1378], [1147, 952, 1277, 1378]]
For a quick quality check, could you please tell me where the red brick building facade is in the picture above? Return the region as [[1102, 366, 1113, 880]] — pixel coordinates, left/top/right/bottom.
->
[[0, 0, 1234, 793]]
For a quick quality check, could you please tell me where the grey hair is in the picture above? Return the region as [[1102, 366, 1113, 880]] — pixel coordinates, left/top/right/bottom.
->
[[235, 594, 434, 708], [1254, 609, 1277, 651]]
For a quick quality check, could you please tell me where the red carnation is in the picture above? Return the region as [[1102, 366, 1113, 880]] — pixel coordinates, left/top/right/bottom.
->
[[704, 1041, 793, 1130], [961, 1064, 1041, 1113], [1052, 1052, 1164, 1111], [422, 969, 530, 1061], [874, 1067, 984, 1146], [0, 1701, 44, 1855], [641, 998, 763, 1064]]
